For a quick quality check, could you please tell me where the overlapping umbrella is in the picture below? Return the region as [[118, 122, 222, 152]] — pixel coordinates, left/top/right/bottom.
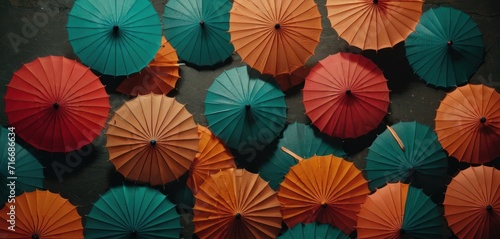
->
[[85, 185, 181, 239], [444, 165, 500, 239], [204, 66, 287, 150], [406, 7, 485, 88], [278, 222, 350, 239], [229, 0, 322, 75], [193, 168, 282, 239], [326, 0, 424, 50], [163, 0, 234, 67], [67, 0, 162, 76], [273, 66, 310, 92], [365, 121, 448, 190], [303, 52, 390, 138], [435, 84, 500, 164], [4, 56, 110, 152], [106, 93, 199, 185], [0, 190, 83, 238]]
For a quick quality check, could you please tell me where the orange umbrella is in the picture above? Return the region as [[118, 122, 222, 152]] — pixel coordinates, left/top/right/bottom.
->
[[277, 147, 369, 235], [326, 0, 424, 50], [187, 125, 235, 195], [106, 93, 199, 186], [273, 66, 310, 92], [435, 84, 500, 164], [229, 0, 322, 76], [0, 190, 83, 238], [444, 165, 500, 239], [116, 36, 180, 96], [193, 168, 282, 239]]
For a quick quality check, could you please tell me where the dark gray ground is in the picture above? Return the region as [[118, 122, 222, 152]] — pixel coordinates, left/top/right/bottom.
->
[[1, 0, 499, 238]]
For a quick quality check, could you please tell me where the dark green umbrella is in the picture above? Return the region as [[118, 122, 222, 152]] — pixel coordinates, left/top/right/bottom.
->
[[1, 127, 43, 205], [405, 7, 484, 89], [278, 223, 350, 239], [259, 122, 345, 190], [84, 185, 181, 239], [163, 0, 234, 67], [204, 66, 287, 150], [365, 121, 447, 191]]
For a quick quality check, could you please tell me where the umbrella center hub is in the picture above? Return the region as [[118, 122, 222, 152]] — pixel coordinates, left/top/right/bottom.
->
[[32, 234, 39, 239], [322, 203, 328, 208], [447, 40, 453, 46], [274, 23, 281, 30], [235, 213, 241, 219], [53, 102, 60, 109], [480, 117, 487, 123], [346, 90, 352, 95], [373, 0, 379, 4], [487, 205, 493, 211], [150, 139, 157, 146], [245, 104, 251, 110], [113, 25, 120, 36], [200, 21, 205, 28]]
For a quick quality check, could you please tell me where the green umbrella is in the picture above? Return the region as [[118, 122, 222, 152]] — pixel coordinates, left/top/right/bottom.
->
[[163, 0, 234, 67], [204, 66, 287, 150], [0, 127, 44, 205], [365, 121, 447, 191], [84, 185, 181, 239], [278, 223, 350, 239], [259, 122, 345, 190], [67, 0, 162, 76], [405, 7, 484, 89]]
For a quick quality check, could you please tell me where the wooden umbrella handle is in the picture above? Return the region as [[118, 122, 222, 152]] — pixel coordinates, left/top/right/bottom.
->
[[386, 125, 405, 151], [281, 146, 304, 162]]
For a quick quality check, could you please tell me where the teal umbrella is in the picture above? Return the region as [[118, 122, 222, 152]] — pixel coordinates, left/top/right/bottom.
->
[[259, 122, 345, 190], [0, 127, 44, 205], [163, 0, 234, 67], [204, 66, 287, 150], [279, 223, 349, 239], [405, 7, 484, 89], [365, 121, 447, 191], [67, 0, 162, 76], [84, 185, 181, 239]]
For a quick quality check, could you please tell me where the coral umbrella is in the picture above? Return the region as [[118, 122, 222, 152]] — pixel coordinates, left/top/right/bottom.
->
[[4, 56, 110, 152], [277, 148, 369, 235], [193, 168, 282, 239], [0, 190, 83, 238], [406, 7, 484, 88], [365, 121, 448, 191], [85, 185, 181, 239], [259, 122, 345, 190], [116, 36, 180, 96], [187, 125, 235, 195], [0, 127, 44, 205], [229, 0, 322, 75], [357, 182, 443, 239], [303, 52, 390, 138], [435, 84, 500, 164], [204, 66, 287, 150], [67, 0, 162, 76], [163, 0, 234, 67], [444, 165, 500, 239], [273, 66, 310, 92], [278, 222, 350, 239], [106, 93, 199, 186], [326, 0, 423, 50]]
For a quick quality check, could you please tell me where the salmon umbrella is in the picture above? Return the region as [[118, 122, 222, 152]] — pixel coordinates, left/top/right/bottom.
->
[[444, 165, 500, 239], [357, 182, 443, 239], [193, 168, 282, 239], [0, 190, 83, 238], [106, 93, 199, 186], [4, 56, 110, 152], [435, 84, 500, 164], [326, 0, 424, 50], [273, 66, 310, 92], [303, 52, 390, 139], [229, 0, 322, 75], [116, 36, 180, 96], [278, 222, 350, 239], [277, 148, 369, 235], [187, 125, 235, 195]]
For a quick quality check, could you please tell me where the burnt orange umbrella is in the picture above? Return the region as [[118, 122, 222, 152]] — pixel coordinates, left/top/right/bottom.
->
[[326, 0, 424, 50], [229, 0, 322, 76], [273, 66, 310, 92], [0, 190, 83, 238], [444, 165, 500, 239], [277, 147, 369, 235], [187, 125, 235, 195], [193, 168, 282, 239], [116, 36, 180, 96], [435, 84, 500, 164], [106, 93, 199, 186]]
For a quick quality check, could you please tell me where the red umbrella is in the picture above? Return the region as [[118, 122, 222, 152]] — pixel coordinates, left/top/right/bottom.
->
[[4, 56, 110, 152], [303, 52, 390, 138]]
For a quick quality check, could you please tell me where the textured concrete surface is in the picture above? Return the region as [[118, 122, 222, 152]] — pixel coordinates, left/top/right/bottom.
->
[[0, 0, 499, 238]]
